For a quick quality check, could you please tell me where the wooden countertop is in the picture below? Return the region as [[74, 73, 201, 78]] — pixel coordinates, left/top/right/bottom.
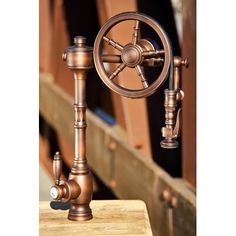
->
[[39, 200, 153, 236]]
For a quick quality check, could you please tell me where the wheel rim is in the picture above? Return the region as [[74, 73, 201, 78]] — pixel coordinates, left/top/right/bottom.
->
[[93, 12, 171, 98]]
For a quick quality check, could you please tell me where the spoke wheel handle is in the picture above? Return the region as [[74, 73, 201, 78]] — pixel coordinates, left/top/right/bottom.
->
[[93, 12, 171, 98]]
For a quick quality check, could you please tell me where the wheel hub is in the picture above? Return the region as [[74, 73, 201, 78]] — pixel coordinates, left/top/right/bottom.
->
[[121, 44, 143, 67]]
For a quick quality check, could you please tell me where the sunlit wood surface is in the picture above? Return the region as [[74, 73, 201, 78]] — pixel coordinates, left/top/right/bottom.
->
[[39, 200, 153, 236]]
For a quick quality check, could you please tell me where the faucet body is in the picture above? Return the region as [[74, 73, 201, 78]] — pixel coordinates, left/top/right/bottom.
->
[[49, 12, 189, 222], [160, 56, 189, 148], [50, 36, 93, 221]]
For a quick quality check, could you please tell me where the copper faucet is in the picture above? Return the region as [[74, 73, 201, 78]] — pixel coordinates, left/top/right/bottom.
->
[[49, 12, 189, 221], [160, 56, 189, 149], [50, 36, 93, 221]]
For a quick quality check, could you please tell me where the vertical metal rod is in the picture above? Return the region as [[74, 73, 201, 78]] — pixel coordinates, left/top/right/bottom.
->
[[168, 43, 174, 90], [173, 67, 180, 90], [74, 79, 79, 161], [74, 72, 87, 162]]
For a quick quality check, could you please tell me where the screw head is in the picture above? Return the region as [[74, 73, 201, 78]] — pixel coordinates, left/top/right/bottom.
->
[[108, 141, 117, 151], [162, 190, 171, 201]]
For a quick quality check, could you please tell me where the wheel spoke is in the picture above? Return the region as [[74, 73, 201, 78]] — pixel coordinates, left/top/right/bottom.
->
[[135, 65, 149, 88], [102, 54, 121, 63], [132, 20, 140, 45], [142, 49, 165, 58], [109, 63, 126, 80], [142, 58, 164, 67], [103, 36, 124, 52]]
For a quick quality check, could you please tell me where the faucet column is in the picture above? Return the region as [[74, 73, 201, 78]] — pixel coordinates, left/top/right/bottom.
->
[[160, 56, 188, 149], [63, 36, 93, 220]]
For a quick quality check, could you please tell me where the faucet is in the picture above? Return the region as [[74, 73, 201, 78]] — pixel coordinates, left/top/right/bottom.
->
[[160, 56, 189, 148], [49, 12, 189, 221], [50, 36, 93, 221]]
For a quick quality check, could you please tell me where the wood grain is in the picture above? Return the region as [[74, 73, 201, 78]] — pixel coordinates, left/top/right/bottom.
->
[[182, 0, 196, 187], [40, 200, 153, 236]]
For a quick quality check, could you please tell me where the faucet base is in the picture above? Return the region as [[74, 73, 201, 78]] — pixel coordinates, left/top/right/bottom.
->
[[68, 203, 93, 221], [160, 138, 179, 149]]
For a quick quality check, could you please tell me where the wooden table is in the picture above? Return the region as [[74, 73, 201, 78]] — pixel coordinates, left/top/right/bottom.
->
[[40, 200, 153, 236]]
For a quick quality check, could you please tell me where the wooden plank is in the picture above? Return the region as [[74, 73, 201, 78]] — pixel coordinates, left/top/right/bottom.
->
[[39, 74, 196, 236], [39, 0, 53, 72], [39, 135, 53, 178], [109, 140, 196, 236], [50, 0, 73, 96], [96, 0, 152, 158], [39, 200, 153, 236], [39, 0, 75, 179], [39, 134, 67, 181], [182, 0, 196, 187]]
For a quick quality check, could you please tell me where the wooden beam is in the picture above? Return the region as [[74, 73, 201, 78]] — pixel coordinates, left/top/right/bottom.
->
[[39, 0, 76, 177], [39, 135, 53, 179], [39, 0, 72, 94], [50, 0, 73, 96], [182, 0, 196, 187], [39, 74, 196, 236], [39, 0, 53, 72]]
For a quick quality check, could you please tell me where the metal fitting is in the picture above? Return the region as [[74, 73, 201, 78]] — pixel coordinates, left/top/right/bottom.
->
[[161, 190, 178, 208]]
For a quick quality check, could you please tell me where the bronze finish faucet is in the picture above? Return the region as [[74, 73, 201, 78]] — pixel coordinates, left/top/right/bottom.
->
[[50, 36, 93, 221], [160, 56, 189, 149], [49, 12, 189, 221]]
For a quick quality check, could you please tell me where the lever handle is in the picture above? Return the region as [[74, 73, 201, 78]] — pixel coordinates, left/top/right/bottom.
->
[[173, 108, 182, 137], [53, 152, 62, 185], [160, 108, 182, 149], [50, 152, 81, 202], [50, 201, 70, 210]]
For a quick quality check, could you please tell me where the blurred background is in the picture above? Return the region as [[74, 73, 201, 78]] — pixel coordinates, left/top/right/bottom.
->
[[39, 0, 196, 235]]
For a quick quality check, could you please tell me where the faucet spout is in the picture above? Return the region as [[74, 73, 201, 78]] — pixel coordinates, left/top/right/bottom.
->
[[161, 56, 188, 149]]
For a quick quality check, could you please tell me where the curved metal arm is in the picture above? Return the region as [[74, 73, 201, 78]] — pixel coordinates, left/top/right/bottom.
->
[[161, 55, 188, 149]]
